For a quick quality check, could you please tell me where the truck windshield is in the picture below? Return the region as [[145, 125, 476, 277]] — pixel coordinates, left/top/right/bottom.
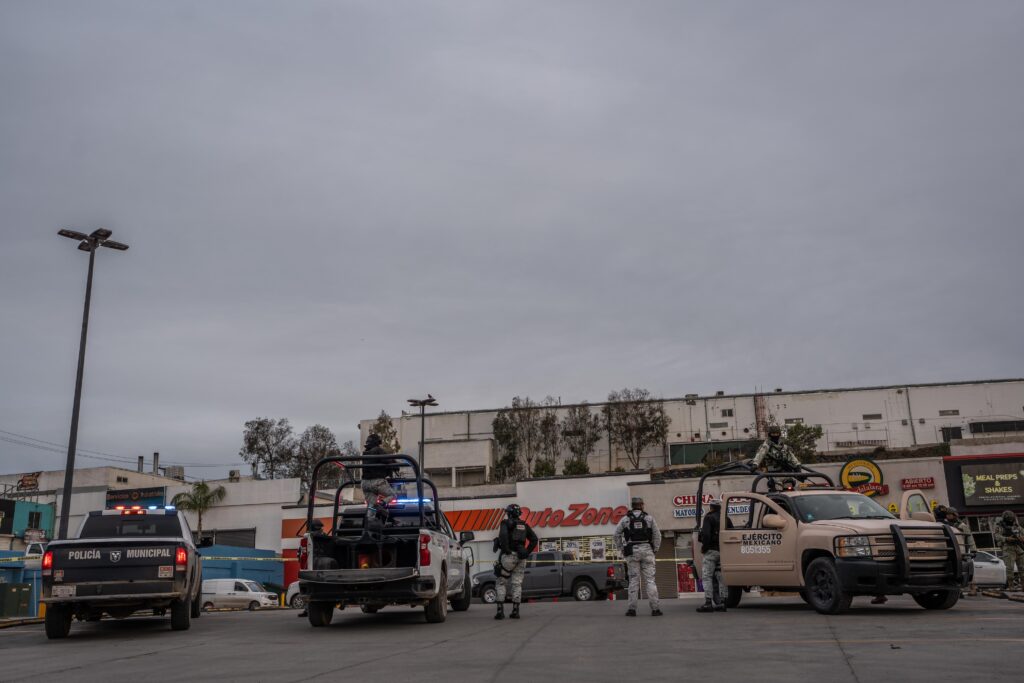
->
[[79, 515, 183, 538], [791, 494, 894, 523]]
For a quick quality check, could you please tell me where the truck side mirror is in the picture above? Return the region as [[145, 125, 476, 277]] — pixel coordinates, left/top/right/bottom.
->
[[762, 514, 788, 530], [460, 531, 475, 543]]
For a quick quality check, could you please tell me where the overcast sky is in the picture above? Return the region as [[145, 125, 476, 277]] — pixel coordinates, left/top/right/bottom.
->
[[1, 1, 1022, 479]]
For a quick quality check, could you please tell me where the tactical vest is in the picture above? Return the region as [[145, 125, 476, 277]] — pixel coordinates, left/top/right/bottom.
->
[[625, 511, 653, 545], [509, 520, 529, 551]]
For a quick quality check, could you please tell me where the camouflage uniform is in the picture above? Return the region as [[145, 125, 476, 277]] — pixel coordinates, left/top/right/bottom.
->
[[614, 511, 661, 612], [994, 515, 1024, 589], [494, 552, 527, 603], [702, 549, 727, 602], [360, 478, 396, 508], [752, 439, 801, 471]]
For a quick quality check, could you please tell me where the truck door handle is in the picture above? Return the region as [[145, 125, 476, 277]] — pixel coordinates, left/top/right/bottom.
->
[[723, 539, 741, 544]]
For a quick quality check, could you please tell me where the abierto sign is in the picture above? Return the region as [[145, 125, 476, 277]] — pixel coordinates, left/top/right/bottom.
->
[[961, 463, 1024, 506]]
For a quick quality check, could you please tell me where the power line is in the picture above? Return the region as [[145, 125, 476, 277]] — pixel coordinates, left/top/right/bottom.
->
[[0, 428, 238, 468]]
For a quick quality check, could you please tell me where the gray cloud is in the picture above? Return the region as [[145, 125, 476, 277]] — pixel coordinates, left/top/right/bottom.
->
[[2, 1, 1022, 476]]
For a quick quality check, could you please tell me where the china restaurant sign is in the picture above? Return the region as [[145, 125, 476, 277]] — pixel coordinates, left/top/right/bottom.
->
[[445, 504, 630, 532]]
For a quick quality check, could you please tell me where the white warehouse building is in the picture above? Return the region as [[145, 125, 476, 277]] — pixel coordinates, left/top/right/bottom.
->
[[359, 378, 1024, 485]]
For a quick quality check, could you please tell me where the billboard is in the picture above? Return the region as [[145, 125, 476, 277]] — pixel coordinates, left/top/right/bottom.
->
[[961, 463, 1024, 506], [105, 486, 166, 509]]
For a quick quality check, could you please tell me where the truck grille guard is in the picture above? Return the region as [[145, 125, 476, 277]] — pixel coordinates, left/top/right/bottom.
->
[[889, 523, 963, 584]]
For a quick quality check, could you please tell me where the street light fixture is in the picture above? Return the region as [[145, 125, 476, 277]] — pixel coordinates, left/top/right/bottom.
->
[[407, 395, 438, 476], [56, 228, 129, 539]]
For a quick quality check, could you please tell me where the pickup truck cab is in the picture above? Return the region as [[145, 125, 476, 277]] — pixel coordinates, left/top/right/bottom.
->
[[41, 506, 209, 638], [693, 464, 972, 615], [473, 551, 625, 603], [298, 454, 475, 626]]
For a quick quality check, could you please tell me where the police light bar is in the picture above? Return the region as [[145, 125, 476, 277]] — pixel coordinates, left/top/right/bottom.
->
[[165, 505, 175, 510], [390, 498, 433, 505]]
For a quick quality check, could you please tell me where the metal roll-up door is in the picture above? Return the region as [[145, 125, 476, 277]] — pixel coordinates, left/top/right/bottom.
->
[[213, 528, 256, 548], [654, 536, 678, 599]]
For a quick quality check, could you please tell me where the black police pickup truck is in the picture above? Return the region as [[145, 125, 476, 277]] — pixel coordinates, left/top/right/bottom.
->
[[41, 506, 208, 639]]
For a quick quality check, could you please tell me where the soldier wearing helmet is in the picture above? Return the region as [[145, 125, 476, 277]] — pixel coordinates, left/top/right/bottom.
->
[[614, 496, 662, 617], [994, 510, 1024, 590], [696, 499, 733, 612], [751, 424, 801, 491], [493, 503, 538, 620]]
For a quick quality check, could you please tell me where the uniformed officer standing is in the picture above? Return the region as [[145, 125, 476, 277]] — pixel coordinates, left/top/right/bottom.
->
[[614, 496, 662, 617], [360, 434, 401, 520], [696, 499, 732, 612], [994, 510, 1024, 590], [494, 504, 538, 620], [751, 425, 801, 490]]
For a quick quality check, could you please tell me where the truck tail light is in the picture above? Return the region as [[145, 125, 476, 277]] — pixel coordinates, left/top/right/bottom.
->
[[419, 533, 431, 567], [42, 551, 53, 575], [358, 553, 373, 569], [606, 565, 615, 578], [298, 536, 308, 569], [175, 547, 188, 570]]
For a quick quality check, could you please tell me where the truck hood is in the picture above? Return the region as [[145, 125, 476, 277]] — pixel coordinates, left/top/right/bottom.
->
[[806, 519, 945, 535]]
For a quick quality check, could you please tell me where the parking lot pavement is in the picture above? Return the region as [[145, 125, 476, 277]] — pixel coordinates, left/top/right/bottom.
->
[[1, 596, 1022, 683]]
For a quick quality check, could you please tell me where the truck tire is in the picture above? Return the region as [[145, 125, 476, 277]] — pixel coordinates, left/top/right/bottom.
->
[[425, 571, 448, 623], [307, 602, 334, 627], [248, 601, 260, 611], [45, 605, 72, 640], [480, 583, 497, 604], [191, 590, 202, 619], [450, 568, 472, 612], [170, 599, 192, 631], [912, 590, 960, 610], [804, 557, 853, 615], [202, 601, 215, 612], [725, 586, 744, 609], [573, 580, 597, 601]]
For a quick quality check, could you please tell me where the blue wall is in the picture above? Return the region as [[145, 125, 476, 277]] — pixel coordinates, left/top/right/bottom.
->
[[199, 544, 283, 589], [13, 502, 55, 538]]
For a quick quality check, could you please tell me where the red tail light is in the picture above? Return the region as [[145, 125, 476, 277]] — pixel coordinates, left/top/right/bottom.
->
[[175, 547, 188, 569], [298, 537, 309, 569], [358, 553, 373, 569], [606, 565, 615, 578], [42, 551, 53, 572], [419, 533, 431, 567]]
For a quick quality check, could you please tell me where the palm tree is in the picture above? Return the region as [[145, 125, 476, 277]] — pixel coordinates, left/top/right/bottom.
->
[[171, 481, 227, 537]]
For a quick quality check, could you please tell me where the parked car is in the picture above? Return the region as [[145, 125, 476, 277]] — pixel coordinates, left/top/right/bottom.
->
[[41, 506, 207, 639], [201, 578, 279, 611], [22, 542, 46, 571], [972, 551, 1007, 587], [472, 550, 626, 603], [285, 581, 304, 609]]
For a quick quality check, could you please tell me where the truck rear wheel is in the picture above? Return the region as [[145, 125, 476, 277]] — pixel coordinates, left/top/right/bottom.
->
[[804, 557, 852, 615], [725, 586, 744, 608], [170, 599, 191, 631], [450, 568, 472, 611], [573, 580, 597, 601], [913, 590, 960, 610], [425, 571, 448, 623], [45, 605, 72, 639], [307, 602, 334, 627]]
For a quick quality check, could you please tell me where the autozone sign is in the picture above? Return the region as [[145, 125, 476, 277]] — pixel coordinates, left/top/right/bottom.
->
[[445, 504, 629, 532]]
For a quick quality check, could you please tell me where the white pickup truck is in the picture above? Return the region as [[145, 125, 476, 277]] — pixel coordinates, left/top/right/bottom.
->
[[297, 454, 475, 626]]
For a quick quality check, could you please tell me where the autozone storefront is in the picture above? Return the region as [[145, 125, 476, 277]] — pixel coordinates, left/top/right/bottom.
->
[[279, 472, 648, 589]]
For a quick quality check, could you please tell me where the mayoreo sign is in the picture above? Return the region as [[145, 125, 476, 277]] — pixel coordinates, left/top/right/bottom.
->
[[840, 458, 889, 497], [673, 503, 750, 518]]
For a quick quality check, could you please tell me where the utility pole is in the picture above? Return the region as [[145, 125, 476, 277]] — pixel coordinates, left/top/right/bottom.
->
[[407, 395, 438, 477]]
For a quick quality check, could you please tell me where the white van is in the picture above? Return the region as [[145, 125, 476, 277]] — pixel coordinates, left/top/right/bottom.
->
[[201, 578, 278, 611]]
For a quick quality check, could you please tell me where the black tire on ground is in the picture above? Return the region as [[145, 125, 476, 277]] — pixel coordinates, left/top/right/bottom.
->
[[248, 601, 260, 611], [725, 586, 744, 608], [307, 602, 333, 627], [45, 605, 73, 640], [480, 584, 496, 604], [361, 605, 380, 614], [290, 594, 306, 610], [804, 557, 853, 615], [202, 602, 214, 612], [573, 580, 597, 602], [425, 570, 448, 623], [799, 590, 812, 606], [170, 599, 191, 631], [191, 590, 202, 619], [450, 567, 473, 611], [85, 613, 102, 622], [913, 590, 960, 610]]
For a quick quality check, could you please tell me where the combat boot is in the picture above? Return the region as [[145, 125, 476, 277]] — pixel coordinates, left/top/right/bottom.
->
[[495, 603, 505, 620], [696, 600, 715, 613], [714, 601, 727, 612], [510, 603, 520, 619], [625, 608, 637, 617], [651, 609, 663, 616]]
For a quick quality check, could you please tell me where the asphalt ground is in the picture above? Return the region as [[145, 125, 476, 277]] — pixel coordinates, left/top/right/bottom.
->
[[1, 595, 1022, 683]]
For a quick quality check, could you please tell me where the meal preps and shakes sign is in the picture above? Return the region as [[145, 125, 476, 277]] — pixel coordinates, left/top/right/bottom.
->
[[961, 463, 1024, 506]]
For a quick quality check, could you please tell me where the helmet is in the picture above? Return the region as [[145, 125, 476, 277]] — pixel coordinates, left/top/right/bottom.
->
[[708, 499, 722, 509], [631, 496, 644, 509], [768, 425, 782, 437], [365, 433, 382, 449], [1003, 510, 1016, 523], [946, 507, 958, 517], [506, 504, 522, 519]]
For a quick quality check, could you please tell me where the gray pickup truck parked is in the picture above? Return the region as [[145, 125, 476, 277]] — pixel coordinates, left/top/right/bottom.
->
[[472, 551, 625, 603]]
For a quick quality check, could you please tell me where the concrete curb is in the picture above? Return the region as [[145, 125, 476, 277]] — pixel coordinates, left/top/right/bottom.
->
[[0, 618, 43, 629]]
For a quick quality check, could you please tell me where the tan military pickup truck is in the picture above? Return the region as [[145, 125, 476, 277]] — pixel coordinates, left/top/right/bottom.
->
[[693, 464, 972, 614]]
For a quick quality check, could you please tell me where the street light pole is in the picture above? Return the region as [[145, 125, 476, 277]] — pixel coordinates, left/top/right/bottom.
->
[[407, 395, 438, 477], [56, 229, 129, 539]]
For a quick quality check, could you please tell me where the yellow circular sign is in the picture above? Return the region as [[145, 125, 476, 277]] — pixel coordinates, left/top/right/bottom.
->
[[888, 503, 898, 514], [840, 458, 887, 497]]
